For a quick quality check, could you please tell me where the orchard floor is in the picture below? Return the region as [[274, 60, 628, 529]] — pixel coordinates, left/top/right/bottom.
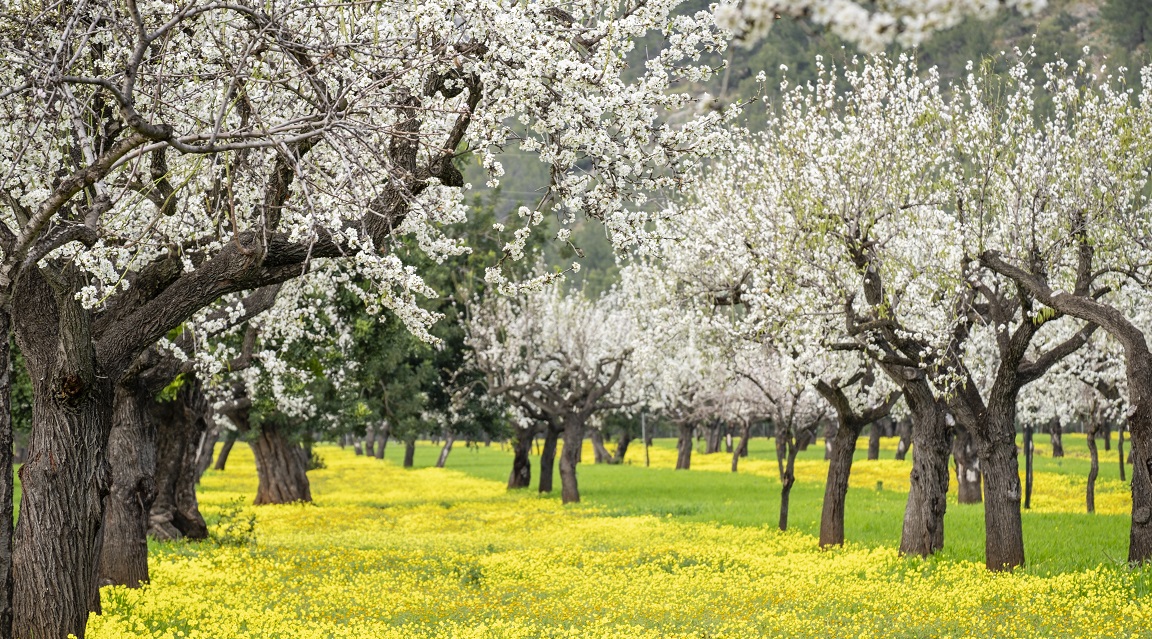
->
[[86, 435, 1152, 638]]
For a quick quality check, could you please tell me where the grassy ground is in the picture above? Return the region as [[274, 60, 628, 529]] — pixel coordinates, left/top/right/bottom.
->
[[83, 434, 1151, 638]]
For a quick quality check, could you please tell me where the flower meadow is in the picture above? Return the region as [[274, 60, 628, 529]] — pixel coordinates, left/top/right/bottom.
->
[[87, 442, 1152, 639]]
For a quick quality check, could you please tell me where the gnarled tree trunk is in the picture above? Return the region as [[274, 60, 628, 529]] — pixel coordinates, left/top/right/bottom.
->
[[779, 435, 799, 531], [0, 310, 13, 638], [149, 385, 209, 540], [251, 421, 312, 505], [898, 382, 951, 557], [612, 431, 632, 464], [99, 378, 157, 589], [590, 429, 612, 464], [508, 427, 534, 489], [1048, 416, 1064, 458], [820, 421, 861, 546]]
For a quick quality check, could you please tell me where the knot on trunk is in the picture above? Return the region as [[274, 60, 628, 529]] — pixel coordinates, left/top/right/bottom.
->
[[1136, 506, 1151, 525], [53, 373, 87, 405]]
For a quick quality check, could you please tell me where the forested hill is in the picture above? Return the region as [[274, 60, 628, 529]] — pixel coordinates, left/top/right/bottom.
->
[[464, 0, 1152, 295]]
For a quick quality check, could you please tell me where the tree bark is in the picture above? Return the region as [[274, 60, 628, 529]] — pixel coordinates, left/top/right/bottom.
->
[[99, 379, 157, 589], [435, 431, 455, 468], [611, 431, 632, 464], [12, 278, 114, 639], [250, 421, 312, 505], [895, 417, 911, 461], [675, 423, 693, 470], [374, 422, 389, 460], [1119, 426, 1127, 483], [559, 417, 584, 504], [214, 434, 237, 471], [508, 428, 533, 489], [953, 429, 983, 504], [539, 426, 559, 494], [779, 438, 799, 531], [1049, 416, 1064, 458], [1024, 425, 1034, 510], [704, 421, 723, 454], [820, 422, 861, 547], [867, 422, 881, 460], [898, 381, 952, 557], [590, 429, 612, 464], [149, 386, 208, 541], [363, 424, 377, 458], [1088, 418, 1100, 514], [1104, 423, 1112, 452], [732, 422, 752, 473], [0, 311, 15, 638], [402, 438, 416, 468]]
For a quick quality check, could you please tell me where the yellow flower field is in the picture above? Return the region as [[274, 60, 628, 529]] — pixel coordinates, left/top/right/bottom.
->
[[85, 444, 1152, 639]]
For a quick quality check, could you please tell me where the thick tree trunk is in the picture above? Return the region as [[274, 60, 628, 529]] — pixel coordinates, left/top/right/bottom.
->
[[214, 434, 236, 471], [704, 422, 723, 454], [732, 422, 752, 473], [953, 429, 983, 504], [12, 283, 114, 639], [612, 432, 632, 464], [402, 438, 416, 468], [250, 422, 312, 505], [895, 417, 912, 461], [1088, 420, 1100, 514], [435, 431, 455, 468], [1024, 426, 1034, 510], [867, 422, 881, 460], [539, 426, 559, 494], [898, 385, 952, 557], [149, 387, 208, 541], [590, 429, 612, 464], [508, 428, 533, 489], [820, 423, 861, 547], [1049, 417, 1064, 458], [980, 433, 1025, 570], [99, 379, 157, 589], [559, 418, 584, 504], [676, 423, 693, 470], [0, 311, 14, 638]]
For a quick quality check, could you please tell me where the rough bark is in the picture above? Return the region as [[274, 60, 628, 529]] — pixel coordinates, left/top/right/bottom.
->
[[0, 311, 14, 638], [675, 423, 693, 470], [214, 434, 237, 471], [402, 438, 416, 468], [820, 422, 861, 546], [953, 429, 983, 504], [99, 379, 157, 589], [559, 417, 584, 504], [898, 379, 952, 557], [149, 386, 208, 541], [1048, 416, 1064, 458], [251, 421, 312, 505], [508, 428, 534, 489], [539, 426, 559, 494], [12, 277, 114, 639], [435, 431, 455, 468]]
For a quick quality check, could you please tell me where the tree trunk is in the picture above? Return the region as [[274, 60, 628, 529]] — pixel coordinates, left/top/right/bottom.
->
[[99, 379, 157, 589], [979, 431, 1025, 570], [363, 424, 377, 458], [704, 422, 722, 454], [898, 383, 952, 557], [559, 417, 584, 504], [867, 422, 881, 460], [508, 428, 533, 489], [1104, 423, 1112, 451], [779, 439, 799, 531], [539, 426, 559, 493], [435, 431, 455, 468], [732, 422, 751, 473], [403, 438, 416, 468], [1024, 426, 1034, 510], [250, 421, 312, 505], [0, 312, 15, 637], [214, 434, 236, 471], [895, 417, 912, 461], [676, 423, 693, 470], [12, 280, 114, 639], [590, 429, 612, 464], [1088, 419, 1100, 514], [725, 430, 733, 454], [1049, 417, 1064, 458], [374, 422, 389, 460], [611, 431, 632, 464], [149, 386, 208, 541], [1120, 426, 1127, 483], [953, 429, 983, 504], [820, 422, 861, 547]]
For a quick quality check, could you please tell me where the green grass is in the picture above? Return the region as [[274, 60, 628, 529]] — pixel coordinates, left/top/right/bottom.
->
[[370, 433, 1132, 575]]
